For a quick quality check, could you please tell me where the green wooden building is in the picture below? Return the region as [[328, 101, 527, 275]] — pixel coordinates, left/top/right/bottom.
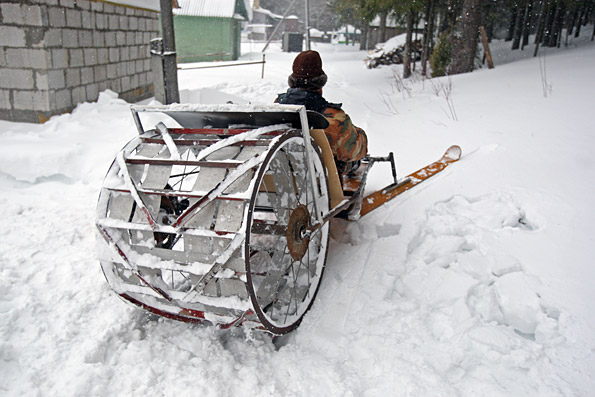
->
[[174, 0, 251, 63]]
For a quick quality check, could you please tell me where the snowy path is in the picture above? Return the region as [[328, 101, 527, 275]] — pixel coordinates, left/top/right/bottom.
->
[[1, 38, 595, 395]]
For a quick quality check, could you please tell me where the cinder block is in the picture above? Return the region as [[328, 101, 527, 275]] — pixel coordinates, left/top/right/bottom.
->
[[1, 3, 24, 25], [127, 60, 135, 74], [71, 86, 85, 105], [62, 29, 79, 47], [53, 88, 72, 110], [137, 17, 146, 31], [66, 9, 82, 28], [0, 69, 34, 89], [35, 71, 48, 90], [103, 3, 115, 13], [83, 48, 97, 66], [121, 75, 131, 91], [135, 60, 143, 72], [108, 48, 119, 63], [109, 78, 121, 93], [130, 74, 138, 88], [129, 17, 138, 30], [80, 67, 94, 84], [86, 83, 99, 101], [13, 90, 49, 111], [0, 49, 6, 67], [13, 91, 35, 110], [119, 47, 129, 61], [81, 10, 93, 28], [116, 31, 126, 46], [97, 48, 108, 64], [93, 31, 105, 47], [65, 68, 81, 87], [0, 89, 10, 110], [95, 13, 106, 29], [24, 5, 44, 26], [108, 15, 119, 30], [117, 62, 127, 77], [76, 0, 91, 10], [94, 65, 107, 81], [0, 26, 27, 47], [48, 70, 66, 89], [129, 46, 139, 60], [43, 29, 63, 47], [59, 0, 76, 8], [91, 1, 104, 12], [34, 90, 51, 112], [99, 81, 108, 92], [119, 16, 129, 30], [48, 7, 66, 27], [114, 4, 126, 15], [104, 32, 116, 47], [51, 48, 69, 68], [78, 30, 93, 47], [106, 64, 117, 79], [5, 50, 34, 71], [69, 48, 83, 67]]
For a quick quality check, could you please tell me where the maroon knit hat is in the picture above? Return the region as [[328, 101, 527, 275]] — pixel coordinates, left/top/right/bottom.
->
[[289, 50, 327, 89]]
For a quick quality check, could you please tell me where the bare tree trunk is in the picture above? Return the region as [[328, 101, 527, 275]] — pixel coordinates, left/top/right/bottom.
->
[[521, 1, 534, 50], [403, 10, 415, 79], [428, 0, 437, 53], [575, 2, 588, 37], [360, 24, 368, 51], [379, 11, 388, 43], [450, 0, 481, 75], [345, 24, 349, 46], [421, 0, 433, 77], [511, 5, 524, 49], [543, 1, 557, 45], [547, 2, 562, 47], [507, 6, 518, 41]]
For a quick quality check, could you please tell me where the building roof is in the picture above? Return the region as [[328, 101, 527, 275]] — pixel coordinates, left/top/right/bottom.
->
[[106, 0, 161, 12], [174, 0, 250, 20]]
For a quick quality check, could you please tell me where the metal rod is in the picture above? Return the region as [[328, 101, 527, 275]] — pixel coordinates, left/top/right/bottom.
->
[[159, 0, 180, 104], [178, 59, 265, 71], [305, 0, 311, 50]]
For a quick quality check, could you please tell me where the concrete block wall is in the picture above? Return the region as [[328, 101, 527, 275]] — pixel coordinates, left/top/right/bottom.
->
[[0, 0, 160, 123]]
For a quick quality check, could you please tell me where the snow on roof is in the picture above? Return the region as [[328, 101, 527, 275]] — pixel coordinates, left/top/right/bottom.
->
[[105, 0, 161, 12], [174, 0, 249, 19], [253, 7, 283, 20]]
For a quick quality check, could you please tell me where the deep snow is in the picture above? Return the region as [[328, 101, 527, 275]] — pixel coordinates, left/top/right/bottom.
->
[[1, 33, 595, 396]]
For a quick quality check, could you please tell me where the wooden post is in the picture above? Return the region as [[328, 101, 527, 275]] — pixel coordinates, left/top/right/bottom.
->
[[479, 26, 494, 69]]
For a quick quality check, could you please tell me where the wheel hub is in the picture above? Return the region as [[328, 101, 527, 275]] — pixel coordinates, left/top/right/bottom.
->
[[287, 205, 311, 261]]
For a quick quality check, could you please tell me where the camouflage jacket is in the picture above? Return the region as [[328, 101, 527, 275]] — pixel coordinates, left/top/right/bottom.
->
[[275, 88, 368, 163]]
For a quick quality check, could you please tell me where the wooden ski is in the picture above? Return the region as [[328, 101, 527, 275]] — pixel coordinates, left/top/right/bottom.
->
[[359, 145, 462, 217]]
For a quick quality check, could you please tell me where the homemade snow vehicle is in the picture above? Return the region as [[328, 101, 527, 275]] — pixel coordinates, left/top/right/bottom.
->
[[96, 104, 461, 334]]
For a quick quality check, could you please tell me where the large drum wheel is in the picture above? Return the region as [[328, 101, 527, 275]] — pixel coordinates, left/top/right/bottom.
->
[[245, 131, 330, 334]]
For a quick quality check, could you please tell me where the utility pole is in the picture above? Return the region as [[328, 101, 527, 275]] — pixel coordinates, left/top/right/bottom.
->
[[160, 0, 180, 104], [305, 0, 311, 50]]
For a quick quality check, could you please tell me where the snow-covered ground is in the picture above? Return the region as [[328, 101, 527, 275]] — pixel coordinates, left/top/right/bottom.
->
[[1, 33, 595, 396]]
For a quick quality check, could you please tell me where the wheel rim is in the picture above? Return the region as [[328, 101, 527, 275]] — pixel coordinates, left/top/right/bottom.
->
[[245, 132, 330, 334]]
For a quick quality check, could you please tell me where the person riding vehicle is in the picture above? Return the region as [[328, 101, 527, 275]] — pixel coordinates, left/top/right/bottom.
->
[[275, 50, 368, 175]]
